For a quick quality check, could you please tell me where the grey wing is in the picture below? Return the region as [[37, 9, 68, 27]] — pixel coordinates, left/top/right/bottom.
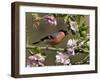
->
[[41, 32, 59, 41], [50, 32, 59, 38]]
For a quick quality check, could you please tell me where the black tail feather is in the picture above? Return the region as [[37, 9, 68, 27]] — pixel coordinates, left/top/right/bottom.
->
[[32, 36, 52, 45], [32, 41, 41, 44], [40, 36, 48, 41]]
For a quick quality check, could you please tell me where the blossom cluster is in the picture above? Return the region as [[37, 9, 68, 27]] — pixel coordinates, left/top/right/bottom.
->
[[27, 53, 46, 67], [66, 39, 77, 55], [55, 51, 71, 65], [44, 15, 57, 26], [55, 39, 77, 65]]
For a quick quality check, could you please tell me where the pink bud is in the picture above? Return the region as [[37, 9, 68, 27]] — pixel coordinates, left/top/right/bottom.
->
[[44, 15, 57, 26]]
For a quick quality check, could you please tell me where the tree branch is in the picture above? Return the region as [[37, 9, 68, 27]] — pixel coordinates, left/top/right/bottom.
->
[[26, 45, 64, 51], [26, 45, 89, 53]]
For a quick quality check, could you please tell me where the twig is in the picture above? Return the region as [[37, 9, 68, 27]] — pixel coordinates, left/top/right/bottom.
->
[[81, 55, 89, 62], [76, 55, 89, 64], [26, 45, 64, 51], [26, 45, 89, 53], [79, 48, 89, 53], [75, 46, 89, 54], [28, 49, 34, 55]]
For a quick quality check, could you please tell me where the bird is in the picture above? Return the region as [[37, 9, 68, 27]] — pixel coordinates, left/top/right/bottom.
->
[[32, 29, 68, 47]]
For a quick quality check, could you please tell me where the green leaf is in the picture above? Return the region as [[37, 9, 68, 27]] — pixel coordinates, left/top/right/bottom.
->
[[75, 16, 81, 25], [32, 13, 38, 17], [81, 31, 86, 35], [70, 53, 88, 64], [76, 33, 80, 38], [64, 16, 69, 23], [32, 47, 41, 54]]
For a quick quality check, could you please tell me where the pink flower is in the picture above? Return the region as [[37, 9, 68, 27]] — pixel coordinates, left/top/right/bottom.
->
[[27, 54, 46, 67], [69, 20, 78, 34], [55, 51, 71, 65], [63, 59, 71, 65], [67, 39, 76, 48], [56, 52, 65, 63], [44, 15, 57, 26], [65, 39, 77, 56], [67, 48, 75, 56]]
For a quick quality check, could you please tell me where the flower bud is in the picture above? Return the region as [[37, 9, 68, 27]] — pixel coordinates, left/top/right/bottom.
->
[[44, 15, 57, 26]]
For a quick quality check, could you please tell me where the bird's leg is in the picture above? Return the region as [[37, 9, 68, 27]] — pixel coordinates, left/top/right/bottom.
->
[[45, 45, 49, 50]]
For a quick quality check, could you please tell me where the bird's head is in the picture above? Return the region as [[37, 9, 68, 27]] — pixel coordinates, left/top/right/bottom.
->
[[59, 29, 68, 35]]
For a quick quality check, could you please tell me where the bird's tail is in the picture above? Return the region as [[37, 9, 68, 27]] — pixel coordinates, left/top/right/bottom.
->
[[32, 41, 41, 44], [32, 36, 47, 45]]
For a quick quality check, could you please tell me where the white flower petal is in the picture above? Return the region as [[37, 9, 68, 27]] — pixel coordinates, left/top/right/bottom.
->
[[56, 55, 61, 60], [72, 50, 75, 55], [67, 39, 77, 48], [60, 58, 64, 63], [67, 39, 73, 47], [70, 21, 78, 32], [64, 59, 70, 65]]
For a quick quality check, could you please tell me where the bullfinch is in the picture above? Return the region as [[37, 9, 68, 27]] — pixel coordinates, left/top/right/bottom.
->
[[32, 29, 67, 46]]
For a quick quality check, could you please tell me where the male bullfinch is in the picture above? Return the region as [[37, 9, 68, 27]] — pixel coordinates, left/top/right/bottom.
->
[[32, 29, 67, 46]]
